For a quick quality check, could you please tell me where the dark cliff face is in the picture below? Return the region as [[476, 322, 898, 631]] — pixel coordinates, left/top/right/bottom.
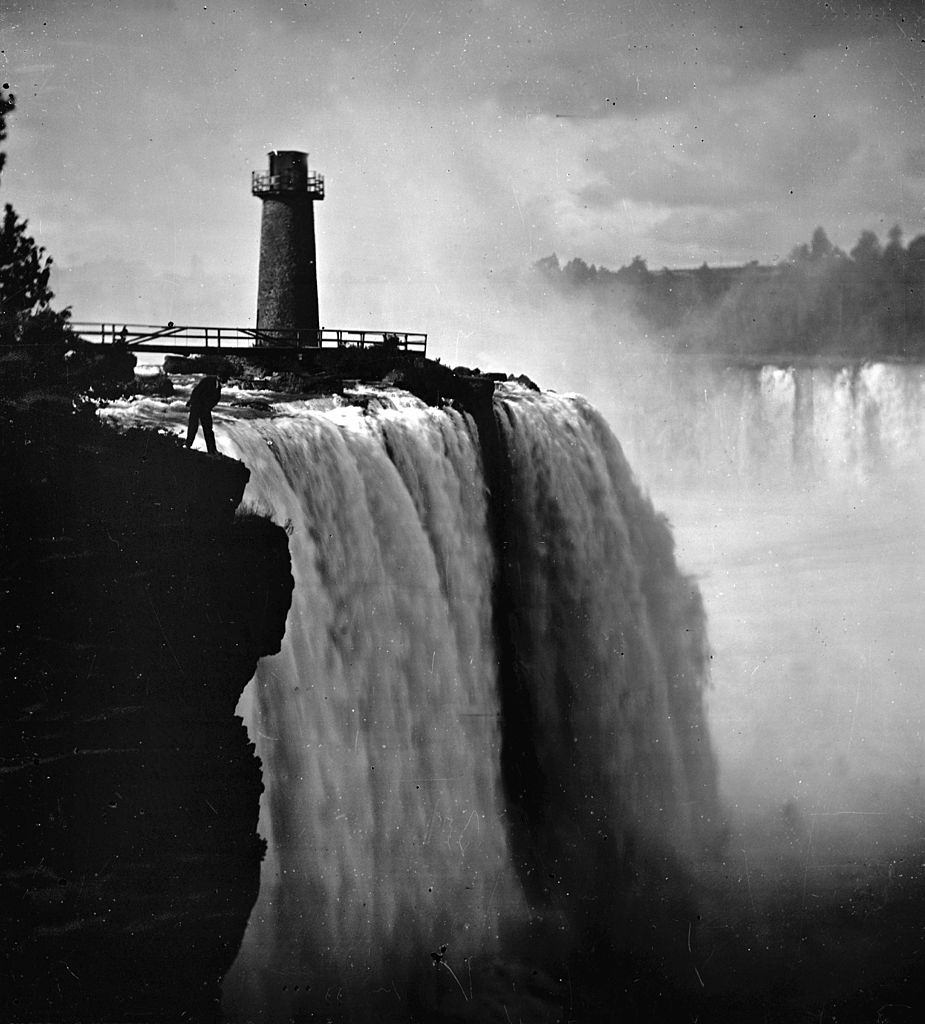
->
[[0, 402, 293, 1022]]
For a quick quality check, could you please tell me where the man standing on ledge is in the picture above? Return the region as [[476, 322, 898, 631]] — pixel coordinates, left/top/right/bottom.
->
[[185, 375, 221, 455]]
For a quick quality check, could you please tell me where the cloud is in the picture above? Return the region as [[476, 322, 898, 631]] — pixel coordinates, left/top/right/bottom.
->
[[284, 0, 925, 118], [905, 145, 925, 178], [576, 78, 863, 215], [2, 0, 924, 358]]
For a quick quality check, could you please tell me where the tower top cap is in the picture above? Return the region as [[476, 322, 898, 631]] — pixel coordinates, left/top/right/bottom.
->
[[252, 149, 324, 199], [265, 151, 309, 191]]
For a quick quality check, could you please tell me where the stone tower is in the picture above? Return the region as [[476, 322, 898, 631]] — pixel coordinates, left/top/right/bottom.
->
[[251, 150, 324, 345]]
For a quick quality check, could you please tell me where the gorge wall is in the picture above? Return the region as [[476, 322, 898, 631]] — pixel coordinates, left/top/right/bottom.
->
[[0, 402, 293, 1021]]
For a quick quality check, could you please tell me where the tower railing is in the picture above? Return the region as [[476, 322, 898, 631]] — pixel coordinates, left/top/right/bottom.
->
[[251, 171, 325, 198]]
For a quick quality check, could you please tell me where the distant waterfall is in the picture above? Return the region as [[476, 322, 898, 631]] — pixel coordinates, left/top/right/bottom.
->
[[599, 359, 925, 489]]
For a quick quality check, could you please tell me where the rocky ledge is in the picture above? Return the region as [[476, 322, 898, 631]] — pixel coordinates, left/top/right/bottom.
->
[[0, 400, 293, 1022]]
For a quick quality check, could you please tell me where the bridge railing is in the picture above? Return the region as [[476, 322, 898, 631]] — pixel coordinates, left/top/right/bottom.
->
[[70, 323, 427, 354]]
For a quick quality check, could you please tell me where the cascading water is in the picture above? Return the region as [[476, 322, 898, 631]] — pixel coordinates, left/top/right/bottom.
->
[[217, 396, 521, 1018], [489, 391, 717, 924], [96, 382, 720, 1020], [595, 358, 925, 490], [100, 356, 925, 1019], [186, 385, 717, 1020]]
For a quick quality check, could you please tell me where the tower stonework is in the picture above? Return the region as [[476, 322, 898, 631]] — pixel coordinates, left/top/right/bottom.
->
[[251, 150, 324, 345]]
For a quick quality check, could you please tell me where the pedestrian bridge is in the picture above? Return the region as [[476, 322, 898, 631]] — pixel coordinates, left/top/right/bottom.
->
[[72, 322, 427, 356]]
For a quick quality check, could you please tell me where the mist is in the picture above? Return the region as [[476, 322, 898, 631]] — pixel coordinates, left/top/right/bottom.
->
[[579, 348, 925, 825], [472, 249, 925, 1007], [489, 282, 925, 846]]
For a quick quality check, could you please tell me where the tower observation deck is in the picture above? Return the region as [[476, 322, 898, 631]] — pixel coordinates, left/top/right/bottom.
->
[[252, 150, 323, 344]]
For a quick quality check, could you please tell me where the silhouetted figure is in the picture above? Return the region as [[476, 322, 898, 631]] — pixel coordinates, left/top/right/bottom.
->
[[117, 325, 128, 346], [185, 375, 221, 455]]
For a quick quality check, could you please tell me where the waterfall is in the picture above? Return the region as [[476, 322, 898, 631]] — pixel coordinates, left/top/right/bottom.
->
[[78, 355, 925, 1019], [490, 390, 717, 927], [594, 359, 925, 490], [126, 384, 711, 1020], [217, 397, 518, 1018]]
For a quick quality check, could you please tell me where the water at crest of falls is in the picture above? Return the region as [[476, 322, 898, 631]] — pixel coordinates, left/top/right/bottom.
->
[[103, 382, 717, 1019]]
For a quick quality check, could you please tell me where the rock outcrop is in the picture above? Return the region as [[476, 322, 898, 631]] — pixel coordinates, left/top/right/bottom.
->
[[0, 401, 293, 1022]]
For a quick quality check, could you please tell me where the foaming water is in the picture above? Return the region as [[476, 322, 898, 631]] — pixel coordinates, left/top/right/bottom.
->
[[218, 398, 520, 1019], [492, 390, 717, 899], [104, 384, 716, 1017], [101, 361, 925, 1018], [593, 358, 925, 490]]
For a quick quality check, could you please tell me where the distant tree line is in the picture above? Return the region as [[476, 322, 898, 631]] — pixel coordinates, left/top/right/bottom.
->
[[534, 225, 925, 358]]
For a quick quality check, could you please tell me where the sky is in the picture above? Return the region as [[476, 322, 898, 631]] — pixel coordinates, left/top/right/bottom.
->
[[2, 0, 924, 367]]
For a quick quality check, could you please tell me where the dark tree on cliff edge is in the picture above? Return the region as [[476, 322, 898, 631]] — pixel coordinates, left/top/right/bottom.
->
[[0, 88, 70, 352]]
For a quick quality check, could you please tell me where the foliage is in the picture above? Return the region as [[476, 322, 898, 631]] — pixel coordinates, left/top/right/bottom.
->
[[0, 89, 11, 180], [534, 224, 925, 358], [0, 88, 71, 357], [1, 203, 54, 317]]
